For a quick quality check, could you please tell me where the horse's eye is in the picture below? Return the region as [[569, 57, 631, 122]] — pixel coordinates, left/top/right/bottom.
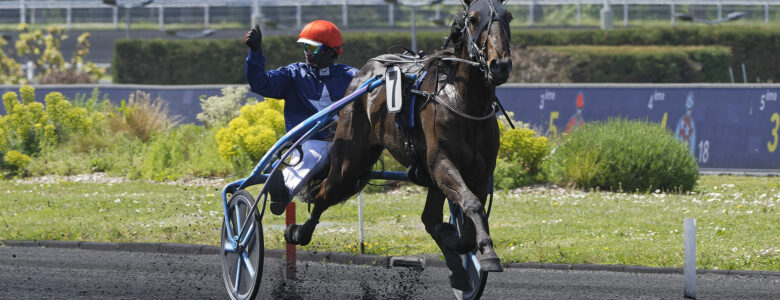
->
[[467, 11, 480, 24]]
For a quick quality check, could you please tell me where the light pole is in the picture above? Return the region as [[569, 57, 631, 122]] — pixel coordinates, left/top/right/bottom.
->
[[102, 0, 154, 39], [386, 0, 443, 53]]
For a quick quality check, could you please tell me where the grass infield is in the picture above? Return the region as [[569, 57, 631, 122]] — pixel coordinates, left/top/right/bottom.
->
[[0, 175, 777, 271]]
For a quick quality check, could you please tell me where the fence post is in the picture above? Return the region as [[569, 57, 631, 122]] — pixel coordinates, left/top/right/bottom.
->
[[529, 0, 535, 26], [204, 5, 209, 29], [26, 61, 34, 82], [20, 0, 25, 24], [623, 2, 628, 27], [683, 218, 696, 299], [718, 1, 722, 20], [112, 6, 118, 29], [389, 3, 394, 27], [576, 0, 581, 26], [358, 191, 365, 254], [67, 6, 72, 30], [343, 0, 348, 27], [766, 3, 770, 24], [670, 3, 675, 26], [158, 6, 164, 31], [296, 4, 302, 28]]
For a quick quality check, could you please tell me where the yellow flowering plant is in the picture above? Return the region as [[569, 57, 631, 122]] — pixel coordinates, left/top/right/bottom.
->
[[216, 98, 286, 167]]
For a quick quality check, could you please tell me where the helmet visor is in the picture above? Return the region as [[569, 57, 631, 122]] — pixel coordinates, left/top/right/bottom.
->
[[299, 42, 322, 55]]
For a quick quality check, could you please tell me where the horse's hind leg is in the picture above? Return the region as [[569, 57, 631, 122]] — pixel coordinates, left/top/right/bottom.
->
[[422, 187, 473, 291], [431, 158, 503, 272], [284, 97, 383, 246]]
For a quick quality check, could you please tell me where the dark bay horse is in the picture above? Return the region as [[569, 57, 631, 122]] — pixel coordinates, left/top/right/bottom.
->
[[284, 0, 513, 291]]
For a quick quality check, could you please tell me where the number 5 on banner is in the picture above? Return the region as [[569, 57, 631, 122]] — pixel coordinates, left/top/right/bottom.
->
[[769, 113, 780, 153]]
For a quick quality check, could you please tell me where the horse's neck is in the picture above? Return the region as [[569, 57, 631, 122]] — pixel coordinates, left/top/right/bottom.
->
[[452, 47, 494, 114]]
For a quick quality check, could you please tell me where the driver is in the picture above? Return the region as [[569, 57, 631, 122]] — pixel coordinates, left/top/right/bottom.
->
[[244, 20, 357, 215]]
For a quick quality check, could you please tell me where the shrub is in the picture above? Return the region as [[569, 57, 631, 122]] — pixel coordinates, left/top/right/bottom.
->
[[493, 115, 549, 190], [106, 90, 182, 142], [543, 118, 698, 192], [0, 86, 92, 158], [141, 124, 232, 180], [197, 86, 255, 128], [4, 150, 31, 170], [216, 98, 285, 167]]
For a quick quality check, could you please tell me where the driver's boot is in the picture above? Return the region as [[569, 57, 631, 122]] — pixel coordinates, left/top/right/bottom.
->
[[267, 171, 291, 215]]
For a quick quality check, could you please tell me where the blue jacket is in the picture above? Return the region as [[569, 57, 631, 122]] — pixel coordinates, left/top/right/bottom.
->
[[245, 49, 358, 140]]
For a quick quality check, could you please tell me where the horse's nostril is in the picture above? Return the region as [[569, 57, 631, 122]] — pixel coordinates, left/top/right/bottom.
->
[[490, 59, 511, 75]]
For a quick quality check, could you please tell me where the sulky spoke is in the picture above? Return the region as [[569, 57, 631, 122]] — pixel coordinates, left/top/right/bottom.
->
[[242, 252, 256, 278], [234, 205, 242, 234], [234, 255, 242, 293]]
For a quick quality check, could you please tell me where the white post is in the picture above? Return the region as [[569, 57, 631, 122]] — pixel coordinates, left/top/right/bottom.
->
[[600, 0, 614, 29], [66, 6, 72, 30], [26, 61, 34, 82], [158, 6, 164, 31], [766, 3, 770, 25], [343, 0, 348, 27], [20, 0, 25, 24], [411, 7, 417, 52], [684, 218, 697, 299], [251, 0, 261, 27], [529, 0, 535, 26], [113, 7, 118, 29], [296, 4, 302, 28], [389, 4, 394, 27], [671, 4, 675, 26], [204, 5, 209, 29], [576, 0, 581, 26], [358, 191, 365, 254], [623, 2, 628, 27], [718, 2, 722, 20]]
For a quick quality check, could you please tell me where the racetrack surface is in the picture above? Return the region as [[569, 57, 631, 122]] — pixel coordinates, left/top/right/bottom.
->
[[1, 245, 778, 299]]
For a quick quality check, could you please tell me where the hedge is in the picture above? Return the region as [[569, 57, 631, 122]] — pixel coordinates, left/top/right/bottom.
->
[[534, 45, 732, 83], [113, 26, 779, 84]]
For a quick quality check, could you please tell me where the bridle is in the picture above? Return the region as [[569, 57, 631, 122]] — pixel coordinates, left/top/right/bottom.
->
[[461, 0, 511, 81]]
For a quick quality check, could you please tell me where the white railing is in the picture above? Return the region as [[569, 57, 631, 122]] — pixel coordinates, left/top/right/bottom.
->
[[3, 0, 780, 29]]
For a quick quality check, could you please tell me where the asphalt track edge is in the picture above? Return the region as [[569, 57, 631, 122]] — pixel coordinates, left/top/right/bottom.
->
[[2, 240, 778, 277]]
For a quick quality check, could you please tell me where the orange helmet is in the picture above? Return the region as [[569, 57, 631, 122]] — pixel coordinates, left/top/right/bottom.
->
[[297, 20, 343, 55]]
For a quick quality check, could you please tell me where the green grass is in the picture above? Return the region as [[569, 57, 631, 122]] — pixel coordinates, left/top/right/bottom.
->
[[0, 175, 777, 271]]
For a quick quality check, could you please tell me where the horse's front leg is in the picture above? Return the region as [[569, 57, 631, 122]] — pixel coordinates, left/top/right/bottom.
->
[[431, 158, 503, 272], [422, 187, 473, 291]]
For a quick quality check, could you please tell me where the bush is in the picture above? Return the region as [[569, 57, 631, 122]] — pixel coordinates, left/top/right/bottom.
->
[[142, 124, 231, 181], [197, 86, 255, 128], [493, 115, 549, 190], [106, 90, 182, 142], [543, 118, 698, 192], [216, 98, 285, 167], [115, 27, 780, 84], [4, 150, 31, 170], [0, 86, 92, 158], [512, 45, 732, 83]]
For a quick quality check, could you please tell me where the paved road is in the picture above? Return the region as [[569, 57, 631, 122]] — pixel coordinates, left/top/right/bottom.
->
[[0, 245, 778, 299]]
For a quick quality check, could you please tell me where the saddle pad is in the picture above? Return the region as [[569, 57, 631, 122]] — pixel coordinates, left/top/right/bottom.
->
[[385, 65, 403, 113]]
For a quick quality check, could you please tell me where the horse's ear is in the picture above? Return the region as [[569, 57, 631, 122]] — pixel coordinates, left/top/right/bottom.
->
[[462, 0, 473, 6]]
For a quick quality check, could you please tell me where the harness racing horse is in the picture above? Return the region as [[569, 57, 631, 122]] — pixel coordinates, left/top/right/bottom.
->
[[284, 0, 513, 293]]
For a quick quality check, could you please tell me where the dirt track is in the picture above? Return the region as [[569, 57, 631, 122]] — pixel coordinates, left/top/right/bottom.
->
[[1, 245, 778, 299]]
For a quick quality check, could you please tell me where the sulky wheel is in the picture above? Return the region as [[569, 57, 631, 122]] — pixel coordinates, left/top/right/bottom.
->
[[221, 190, 264, 300], [449, 203, 488, 300]]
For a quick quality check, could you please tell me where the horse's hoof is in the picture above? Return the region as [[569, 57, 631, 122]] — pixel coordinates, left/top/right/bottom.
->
[[449, 270, 473, 292], [284, 224, 301, 245], [479, 256, 503, 272]]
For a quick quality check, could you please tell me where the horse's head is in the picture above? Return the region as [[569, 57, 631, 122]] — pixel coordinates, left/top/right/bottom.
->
[[460, 0, 513, 86]]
